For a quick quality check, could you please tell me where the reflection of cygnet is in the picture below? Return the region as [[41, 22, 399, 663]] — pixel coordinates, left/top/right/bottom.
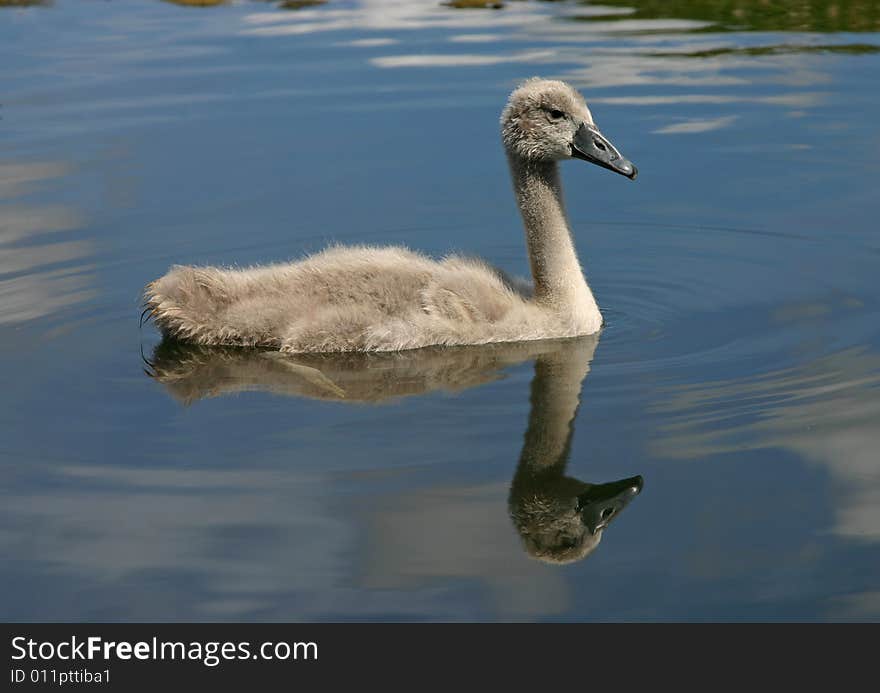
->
[[146, 333, 643, 565]]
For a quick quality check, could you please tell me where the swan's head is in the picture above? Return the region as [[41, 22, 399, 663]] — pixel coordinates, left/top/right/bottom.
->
[[501, 77, 637, 180]]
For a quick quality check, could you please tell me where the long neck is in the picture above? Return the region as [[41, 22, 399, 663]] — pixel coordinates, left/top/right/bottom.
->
[[508, 154, 600, 330]]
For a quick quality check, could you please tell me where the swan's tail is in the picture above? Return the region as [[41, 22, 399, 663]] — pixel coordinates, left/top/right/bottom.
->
[[143, 265, 240, 344]]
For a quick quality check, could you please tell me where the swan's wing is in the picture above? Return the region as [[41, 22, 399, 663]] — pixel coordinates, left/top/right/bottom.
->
[[443, 253, 532, 299], [416, 257, 516, 325]]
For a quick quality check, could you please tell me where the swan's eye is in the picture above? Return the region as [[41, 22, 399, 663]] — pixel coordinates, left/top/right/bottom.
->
[[548, 109, 565, 121]]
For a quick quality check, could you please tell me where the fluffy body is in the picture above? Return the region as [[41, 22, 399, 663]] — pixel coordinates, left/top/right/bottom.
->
[[145, 78, 609, 353], [144, 245, 591, 353]]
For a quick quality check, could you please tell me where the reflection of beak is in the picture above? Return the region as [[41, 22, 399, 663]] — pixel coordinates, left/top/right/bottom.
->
[[577, 475, 643, 534], [571, 123, 638, 180]]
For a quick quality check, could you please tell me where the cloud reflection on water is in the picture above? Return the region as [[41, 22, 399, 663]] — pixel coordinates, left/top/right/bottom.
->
[[654, 340, 880, 543], [0, 161, 94, 325]]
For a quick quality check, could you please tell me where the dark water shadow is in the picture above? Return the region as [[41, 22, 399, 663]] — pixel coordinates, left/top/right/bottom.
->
[[146, 335, 643, 564]]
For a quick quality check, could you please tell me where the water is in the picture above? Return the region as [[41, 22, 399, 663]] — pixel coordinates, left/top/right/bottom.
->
[[2, 0, 879, 621]]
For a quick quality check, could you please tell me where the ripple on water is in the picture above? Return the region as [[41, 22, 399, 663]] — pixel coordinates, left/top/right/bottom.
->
[[584, 218, 880, 384]]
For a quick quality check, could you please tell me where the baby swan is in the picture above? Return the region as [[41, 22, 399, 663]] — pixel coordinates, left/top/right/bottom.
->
[[144, 78, 637, 353]]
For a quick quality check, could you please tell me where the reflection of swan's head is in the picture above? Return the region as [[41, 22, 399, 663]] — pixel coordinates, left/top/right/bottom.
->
[[501, 77, 637, 179], [509, 475, 643, 565]]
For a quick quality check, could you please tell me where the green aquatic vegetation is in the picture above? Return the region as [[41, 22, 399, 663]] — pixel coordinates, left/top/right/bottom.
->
[[0, 0, 52, 6], [278, 0, 328, 8], [644, 42, 880, 57], [572, 0, 880, 33], [161, 0, 228, 7], [442, 0, 507, 8]]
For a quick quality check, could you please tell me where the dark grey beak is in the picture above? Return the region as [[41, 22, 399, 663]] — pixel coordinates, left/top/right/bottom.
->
[[577, 475, 643, 535], [571, 123, 638, 180]]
